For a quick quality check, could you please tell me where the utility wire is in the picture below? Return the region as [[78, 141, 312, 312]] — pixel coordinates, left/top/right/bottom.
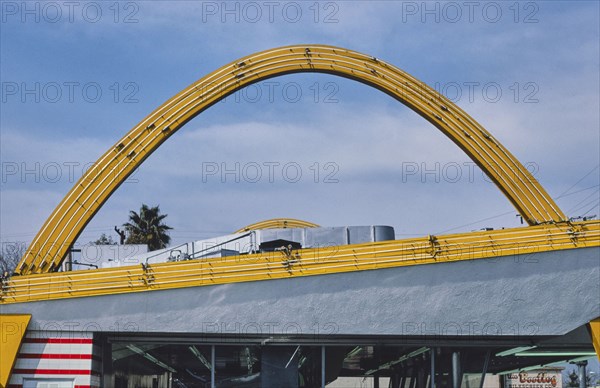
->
[[557, 164, 599, 198], [438, 165, 600, 234], [570, 198, 600, 216], [436, 209, 515, 235], [567, 189, 600, 214], [555, 184, 599, 199], [581, 202, 599, 217]]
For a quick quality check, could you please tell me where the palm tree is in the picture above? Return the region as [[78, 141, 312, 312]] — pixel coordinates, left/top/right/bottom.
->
[[123, 204, 173, 251]]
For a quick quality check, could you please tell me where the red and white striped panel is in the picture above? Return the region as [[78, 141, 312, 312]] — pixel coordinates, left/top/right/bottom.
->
[[8, 331, 101, 388]]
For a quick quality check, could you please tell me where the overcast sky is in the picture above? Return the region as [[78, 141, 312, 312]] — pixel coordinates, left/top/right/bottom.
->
[[1, 1, 598, 247]]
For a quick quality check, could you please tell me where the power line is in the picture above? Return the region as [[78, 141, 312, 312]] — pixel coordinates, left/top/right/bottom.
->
[[570, 198, 600, 216], [433, 165, 600, 235], [567, 189, 600, 214], [558, 165, 599, 198], [556, 184, 599, 200], [581, 202, 599, 217], [435, 209, 515, 235]]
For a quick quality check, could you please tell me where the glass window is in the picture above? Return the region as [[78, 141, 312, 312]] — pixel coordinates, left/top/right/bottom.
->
[[214, 345, 261, 387], [111, 343, 212, 387]]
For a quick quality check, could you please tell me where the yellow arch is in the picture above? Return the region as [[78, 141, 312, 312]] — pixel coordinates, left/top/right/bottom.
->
[[235, 218, 320, 233], [17, 44, 566, 275]]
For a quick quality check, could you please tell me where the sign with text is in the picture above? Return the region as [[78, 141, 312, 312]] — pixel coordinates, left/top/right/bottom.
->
[[505, 370, 561, 388]]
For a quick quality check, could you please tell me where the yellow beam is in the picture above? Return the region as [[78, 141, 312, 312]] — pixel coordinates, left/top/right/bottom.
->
[[2, 221, 597, 305], [17, 45, 567, 275], [0, 314, 30, 387], [590, 318, 600, 360], [235, 218, 319, 233]]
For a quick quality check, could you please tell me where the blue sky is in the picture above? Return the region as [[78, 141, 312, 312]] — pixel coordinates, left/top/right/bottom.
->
[[1, 1, 599, 247]]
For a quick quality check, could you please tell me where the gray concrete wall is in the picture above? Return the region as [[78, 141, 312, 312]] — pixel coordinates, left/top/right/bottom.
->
[[1, 247, 598, 337]]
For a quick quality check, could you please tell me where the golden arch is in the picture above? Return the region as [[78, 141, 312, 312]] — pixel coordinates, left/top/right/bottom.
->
[[235, 218, 320, 234], [17, 45, 566, 275]]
